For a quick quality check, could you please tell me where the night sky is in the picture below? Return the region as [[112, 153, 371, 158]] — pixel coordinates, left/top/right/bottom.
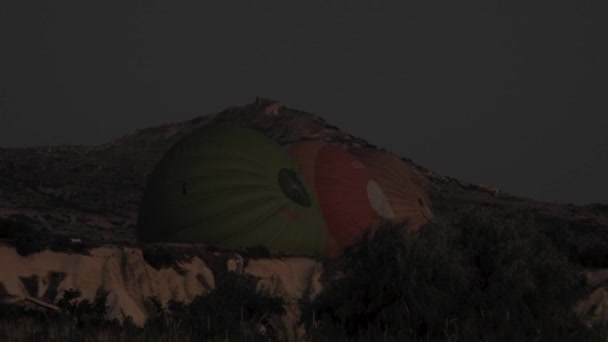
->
[[0, 1, 605, 205]]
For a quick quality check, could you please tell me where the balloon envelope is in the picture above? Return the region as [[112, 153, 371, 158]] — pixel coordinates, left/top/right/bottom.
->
[[350, 147, 434, 231], [137, 124, 327, 255], [287, 141, 392, 254]]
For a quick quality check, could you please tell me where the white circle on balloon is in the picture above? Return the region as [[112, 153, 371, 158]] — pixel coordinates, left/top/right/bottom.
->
[[366, 180, 395, 219]]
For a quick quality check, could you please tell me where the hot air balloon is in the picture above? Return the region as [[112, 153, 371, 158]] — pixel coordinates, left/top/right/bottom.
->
[[137, 124, 327, 255], [350, 147, 434, 231], [287, 141, 394, 255]]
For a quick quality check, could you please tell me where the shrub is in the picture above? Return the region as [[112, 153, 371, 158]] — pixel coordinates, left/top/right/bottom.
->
[[49, 235, 96, 255], [0, 288, 125, 341], [141, 245, 196, 270], [0, 218, 32, 239], [302, 207, 594, 341], [56, 288, 118, 328], [146, 272, 286, 340], [241, 245, 272, 259], [14, 234, 46, 256], [0, 217, 48, 256]]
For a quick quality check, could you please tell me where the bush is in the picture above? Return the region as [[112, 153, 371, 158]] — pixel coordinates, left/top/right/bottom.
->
[[48, 236, 96, 255], [302, 207, 594, 341], [146, 272, 286, 340], [56, 288, 120, 329], [14, 234, 46, 256], [0, 217, 48, 256], [0, 218, 32, 239], [0, 288, 126, 342], [141, 245, 197, 270], [242, 245, 272, 259]]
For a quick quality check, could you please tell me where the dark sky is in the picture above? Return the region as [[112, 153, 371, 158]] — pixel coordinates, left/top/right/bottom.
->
[[0, 1, 606, 205]]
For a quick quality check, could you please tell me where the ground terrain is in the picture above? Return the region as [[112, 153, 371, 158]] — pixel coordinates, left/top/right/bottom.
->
[[0, 98, 606, 339]]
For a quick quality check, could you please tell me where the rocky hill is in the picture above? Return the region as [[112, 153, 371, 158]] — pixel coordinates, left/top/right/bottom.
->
[[0, 98, 607, 338], [1, 97, 606, 264]]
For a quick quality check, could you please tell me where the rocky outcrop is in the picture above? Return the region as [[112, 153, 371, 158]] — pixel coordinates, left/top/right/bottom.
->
[[0, 245, 215, 326], [1, 97, 607, 262], [0, 243, 323, 339], [241, 257, 324, 340], [1, 97, 608, 337], [577, 269, 608, 326], [0, 98, 370, 246], [1, 242, 605, 339]]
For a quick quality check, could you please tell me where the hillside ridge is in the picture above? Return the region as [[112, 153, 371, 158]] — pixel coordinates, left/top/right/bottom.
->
[[0, 98, 606, 265]]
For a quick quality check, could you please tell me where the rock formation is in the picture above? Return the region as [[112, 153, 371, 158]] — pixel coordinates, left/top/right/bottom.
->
[[0, 97, 606, 335]]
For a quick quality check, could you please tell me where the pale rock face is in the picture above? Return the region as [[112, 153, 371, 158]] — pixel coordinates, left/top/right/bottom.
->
[[0, 245, 215, 327], [584, 269, 608, 288], [0, 246, 606, 338], [245, 258, 320, 300], [244, 258, 323, 341], [226, 254, 245, 274], [0, 244, 324, 340], [577, 287, 608, 326], [576, 269, 608, 326]]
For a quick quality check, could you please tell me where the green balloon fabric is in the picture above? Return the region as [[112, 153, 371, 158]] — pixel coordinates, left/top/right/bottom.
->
[[137, 124, 327, 255]]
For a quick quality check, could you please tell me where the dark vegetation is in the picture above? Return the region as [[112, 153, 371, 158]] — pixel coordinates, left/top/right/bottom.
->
[[146, 272, 285, 340], [0, 288, 126, 342], [0, 274, 286, 341], [1, 206, 607, 341], [141, 243, 278, 274], [0, 216, 47, 255], [0, 216, 98, 256], [241, 245, 273, 259], [141, 245, 198, 270], [301, 207, 607, 341]]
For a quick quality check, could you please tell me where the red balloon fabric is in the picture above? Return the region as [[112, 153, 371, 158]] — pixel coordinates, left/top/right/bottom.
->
[[350, 147, 434, 232], [287, 141, 392, 255]]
